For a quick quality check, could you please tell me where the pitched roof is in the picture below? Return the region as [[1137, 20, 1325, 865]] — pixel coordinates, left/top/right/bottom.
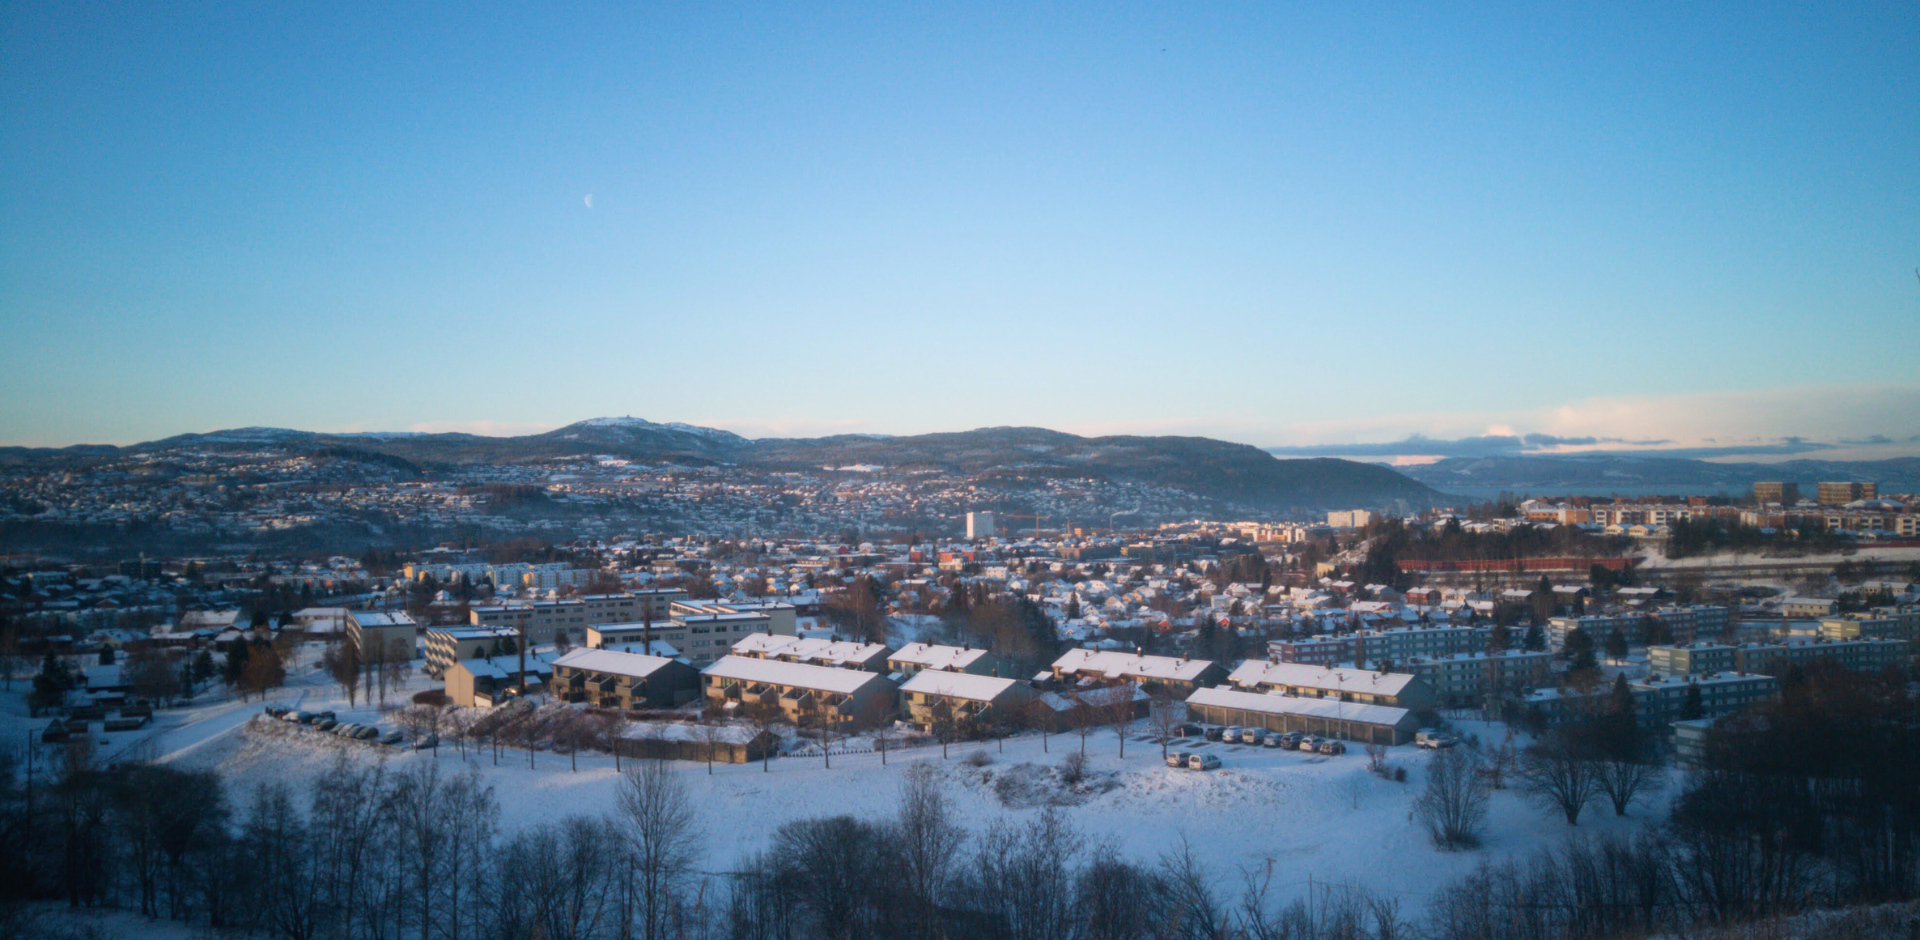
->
[[889, 642, 991, 671], [1227, 660, 1419, 697], [553, 648, 679, 679], [701, 655, 892, 695], [1051, 648, 1215, 682], [899, 670, 1020, 702], [731, 633, 889, 666]]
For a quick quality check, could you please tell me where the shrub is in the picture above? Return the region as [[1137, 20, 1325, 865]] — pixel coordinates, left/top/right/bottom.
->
[[1059, 751, 1089, 785], [411, 690, 450, 707]]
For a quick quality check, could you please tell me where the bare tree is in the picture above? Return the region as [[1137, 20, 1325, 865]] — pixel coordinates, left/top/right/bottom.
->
[[616, 759, 700, 940], [749, 702, 784, 773], [124, 646, 181, 703], [1518, 732, 1601, 825], [1592, 728, 1666, 816], [1103, 687, 1136, 759], [1148, 690, 1183, 761], [381, 638, 412, 705], [323, 641, 362, 707], [872, 717, 897, 766], [1415, 747, 1491, 849], [1482, 730, 1518, 790], [396, 704, 440, 749], [697, 721, 728, 774], [1067, 691, 1100, 757], [896, 763, 966, 940]]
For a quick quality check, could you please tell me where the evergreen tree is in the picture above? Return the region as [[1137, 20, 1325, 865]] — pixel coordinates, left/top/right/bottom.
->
[[1564, 627, 1598, 674], [1523, 623, 1546, 651], [1609, 673, 1636, 718], [223, 640, 250, 688], [191, 649, 216, 686], [29, 651, 75, 714], [1064, 594, 1081, 621], [1488, 622, 1513, 653], [1604, 626, 1629, 660], [1679, 683, 1704, 720]]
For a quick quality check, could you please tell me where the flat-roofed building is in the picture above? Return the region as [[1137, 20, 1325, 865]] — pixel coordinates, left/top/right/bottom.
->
[[1048, 649, 1226, 695], [1266, 635, 1354, 666], [1185, 686, 1420, 745], [1350, 625, 1487, 665], [1226, 660, 1436, 711], [1817, 481, 1875, 506], [1820, 611, 1917, 645], [701, 656, 898, 729], [899, 670, 1033, 731], [348, 610, 419, 661], [1394, 650, 1552, 707], [1648, 643, 1739, 676], [470, 591, 690, 646], [670, 597, 799, 637], [1779, 597, 1837, 618], [551, 648, 702, 709], [423, 626, 520, 677], [1524, 671, 1777, 725], [1547, 615, 1632, 652], [676, 612, 777, 662], [1735, 637, 1910, 675]]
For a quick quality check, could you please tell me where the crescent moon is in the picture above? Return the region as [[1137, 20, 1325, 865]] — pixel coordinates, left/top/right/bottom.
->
[[584, 194, 594, 209]]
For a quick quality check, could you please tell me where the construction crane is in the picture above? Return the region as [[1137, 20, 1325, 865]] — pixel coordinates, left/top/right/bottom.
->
[[1000, 513, 1051, 538]]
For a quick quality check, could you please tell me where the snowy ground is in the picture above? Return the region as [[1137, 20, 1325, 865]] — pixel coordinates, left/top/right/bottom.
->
[[5, 648, 1678, 924]]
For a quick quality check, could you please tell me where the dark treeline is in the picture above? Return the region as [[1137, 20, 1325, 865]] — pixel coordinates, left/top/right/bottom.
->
[[1436, 662, 1920, 940]]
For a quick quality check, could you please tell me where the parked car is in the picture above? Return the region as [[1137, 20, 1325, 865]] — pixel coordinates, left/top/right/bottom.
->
[[1298, 736, 1324, 752], [332, 723, 356, 736], [1203, 725, 1225, 741], [1167, 751, 1193, 768], [1415, 730, 1458, 749], [265, 704, 290, 717], [1278, 731, 1305, 748], [1173, 723, 1204, 738], [1240, 727, 1267, 745], [314, 718, 336, 731], [378, 731, 404, 746], [1261, 733, 1287, 748], [1188, 753, 1222, 771], [288, 710, 312, 723], [1221, 726, 1244, 744], [355, 726, 379, 740], [1317, 740, 1347, 756], [411, 734, 438, 751]]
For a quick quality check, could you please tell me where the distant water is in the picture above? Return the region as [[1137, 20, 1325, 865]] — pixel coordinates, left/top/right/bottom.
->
[[1434, 483, 1745, 501]]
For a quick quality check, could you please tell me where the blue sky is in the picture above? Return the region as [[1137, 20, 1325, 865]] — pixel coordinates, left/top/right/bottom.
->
[[3, 3, 1916, 456]]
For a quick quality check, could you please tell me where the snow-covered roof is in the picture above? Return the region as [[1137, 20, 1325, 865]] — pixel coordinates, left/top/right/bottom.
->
[[888, 642, 991, 671], [731, 633, 889, 667], [899, 670, 1021, 702], [553, 648, 678, 678], [350, 610, 416, 627], [454, 650, 559, 681], [702, 655, 891, 695], [1185, 686, 1412, 727], [1227, 661, 1419, 697], [1051, 648, 1215, 682]]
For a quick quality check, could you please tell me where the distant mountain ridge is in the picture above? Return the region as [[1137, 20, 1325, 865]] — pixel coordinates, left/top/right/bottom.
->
[[0, 418, 1440, 510]]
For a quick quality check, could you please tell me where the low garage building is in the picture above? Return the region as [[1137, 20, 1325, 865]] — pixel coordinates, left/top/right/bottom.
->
[[1184, 686, 1421, 745]]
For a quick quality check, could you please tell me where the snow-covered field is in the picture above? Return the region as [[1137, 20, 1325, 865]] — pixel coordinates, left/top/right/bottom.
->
[[6, 648, 1677, 927]]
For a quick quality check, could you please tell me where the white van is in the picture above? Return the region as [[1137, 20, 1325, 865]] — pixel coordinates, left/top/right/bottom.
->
[[1188, 753, 1222, 771]]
